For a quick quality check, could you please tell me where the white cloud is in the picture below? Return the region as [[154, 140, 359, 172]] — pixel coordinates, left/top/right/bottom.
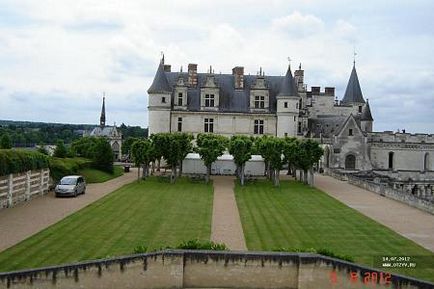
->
[[0, 1, 433, 132], [271, 11, 324, 38]]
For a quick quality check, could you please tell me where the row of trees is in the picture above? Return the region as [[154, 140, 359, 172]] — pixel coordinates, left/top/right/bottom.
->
[[129, 133, 323, 186], [0, 121, 147, 147]]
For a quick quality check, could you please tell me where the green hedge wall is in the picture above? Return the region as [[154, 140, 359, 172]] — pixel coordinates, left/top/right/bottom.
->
[[0, 149, 49, 176], [49, 157, 93, 182]]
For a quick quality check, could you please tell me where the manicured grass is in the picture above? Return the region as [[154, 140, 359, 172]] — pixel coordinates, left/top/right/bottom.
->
[[0, 177, 213, 271], [79, 166, 123, 183], [235, 180, 434, 282]]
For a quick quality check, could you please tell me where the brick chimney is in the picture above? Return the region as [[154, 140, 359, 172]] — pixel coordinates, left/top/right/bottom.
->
[[232, 66, 244, 89], [164, 64, 171, 72], [188, 63, 198, 87], [311, 86, 320, 95], [325, 87, 335, 96]]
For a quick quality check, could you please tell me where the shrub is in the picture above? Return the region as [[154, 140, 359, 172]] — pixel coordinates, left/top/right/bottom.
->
[[176, 239, 228, 251], [0, 134, 12, 149], [133, 245, 148, 254], [132, 240, 228, 255], [272, 247, 354, 263], [53, 140, 67, 158], [0, 149, 49, 176], [49, 157, 92, 181]]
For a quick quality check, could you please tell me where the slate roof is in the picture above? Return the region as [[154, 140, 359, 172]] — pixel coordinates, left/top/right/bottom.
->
[[277, 65, 298, 97], [90, 126, 119, 137], [162, 72, 291, 113], [308, 115, 361, 138], [361, 100, 373, 121], [342, 65, 365, 104], [147, 61, 172, 94]]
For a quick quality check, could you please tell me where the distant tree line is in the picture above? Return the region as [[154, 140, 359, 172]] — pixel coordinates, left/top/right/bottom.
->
[[0, 120, 147, 147], [129, 132, 323, 187]]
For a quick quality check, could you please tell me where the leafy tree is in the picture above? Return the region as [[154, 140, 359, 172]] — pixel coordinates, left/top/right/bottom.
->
[[71, 137, 98, 158], [122, 137, 141, 157], [131, 139, 153, 180], [196, 133, 228, 183], [150, 133, 166, 171], [295, 139, 323, 185], [174, 132, 194, 176], [254, 135, 274, 179], [0, 134, 12, 149], [267, 137, 285, 186], [92, 138, 114, 173], [228, 135, 253, 186], [283, 137, 299, 177], [53, 140, 67, 158]]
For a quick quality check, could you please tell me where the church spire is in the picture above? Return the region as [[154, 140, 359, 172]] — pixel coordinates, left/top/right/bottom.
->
[[100, 95, 106, 127]]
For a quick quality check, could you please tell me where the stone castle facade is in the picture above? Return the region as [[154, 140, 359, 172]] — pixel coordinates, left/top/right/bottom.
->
[[147, 57, 433, 191]]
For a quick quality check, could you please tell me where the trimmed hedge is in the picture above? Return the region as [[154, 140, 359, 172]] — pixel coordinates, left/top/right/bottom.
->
[[49, 157, 93, 182], [0, 149, 49, 176]]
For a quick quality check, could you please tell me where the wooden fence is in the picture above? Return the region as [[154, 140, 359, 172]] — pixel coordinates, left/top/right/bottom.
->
[[0, 169, 50, 209]]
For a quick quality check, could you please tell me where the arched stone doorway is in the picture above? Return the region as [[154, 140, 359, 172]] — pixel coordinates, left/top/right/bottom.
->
[[345, 154, 356, 170]]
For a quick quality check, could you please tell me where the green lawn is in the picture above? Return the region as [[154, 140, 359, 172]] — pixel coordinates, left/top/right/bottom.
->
[[235, 180, 434, 282], [79, 166, 123, 183], [0, 177, 213, 271]]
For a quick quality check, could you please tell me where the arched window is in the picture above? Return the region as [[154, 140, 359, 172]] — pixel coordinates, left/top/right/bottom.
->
[[424, 153, 430, 171], [345, 154, 356, 170], [388, 152, 394, 170]]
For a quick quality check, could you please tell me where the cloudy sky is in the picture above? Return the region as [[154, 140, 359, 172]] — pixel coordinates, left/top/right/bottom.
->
[[0, 0, 433, 132]]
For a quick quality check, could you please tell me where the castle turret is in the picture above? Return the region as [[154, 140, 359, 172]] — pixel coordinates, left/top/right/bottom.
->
[[147, 57, 172, 135], [276, 64, 300, 137], [342, 64, 365, 105], [360, 100, 374, 132]]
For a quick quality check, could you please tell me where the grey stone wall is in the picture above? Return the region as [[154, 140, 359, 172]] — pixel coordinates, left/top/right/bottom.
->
[[1, 251, 432, 289]]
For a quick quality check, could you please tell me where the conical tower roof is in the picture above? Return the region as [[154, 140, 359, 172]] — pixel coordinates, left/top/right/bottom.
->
[[361, 100, 373, 121], [342, 64, 365, 104], [147, 59, 172, 94], [277, 65, 298, 97]]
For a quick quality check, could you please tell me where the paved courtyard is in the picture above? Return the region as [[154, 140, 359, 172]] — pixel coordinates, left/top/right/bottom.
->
[[0, 169, 137, 252], [210, 176, 247, 250], [314, 174, 434, 253]]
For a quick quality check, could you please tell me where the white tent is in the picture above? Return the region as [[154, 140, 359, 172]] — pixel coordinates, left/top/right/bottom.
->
[[182, 153, 265, 176]]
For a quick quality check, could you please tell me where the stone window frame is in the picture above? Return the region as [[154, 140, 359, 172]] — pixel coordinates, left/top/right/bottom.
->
[[177, 117, 182, 132], [177, 93, 183, 106], [253, 119, 264, 135], [204, 118, 214, 133], [205, 94, 215, 107], [254, 95, 265, 109]]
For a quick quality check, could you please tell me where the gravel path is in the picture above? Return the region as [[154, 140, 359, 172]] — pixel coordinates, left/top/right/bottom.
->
[[211, 176, 247, 251], [315, 174, 434, 253], [0, 169, 137, 252]]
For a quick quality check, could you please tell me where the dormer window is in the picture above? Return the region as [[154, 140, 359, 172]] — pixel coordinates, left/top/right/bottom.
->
[[205, 94, 215, 107], [177, 93, 183, 106], [349, 129, 353, 136], [254, 96, 265, 109]]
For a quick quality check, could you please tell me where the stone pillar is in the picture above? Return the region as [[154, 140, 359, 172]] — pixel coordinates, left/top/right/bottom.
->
[[7, 174, 13, 207]]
